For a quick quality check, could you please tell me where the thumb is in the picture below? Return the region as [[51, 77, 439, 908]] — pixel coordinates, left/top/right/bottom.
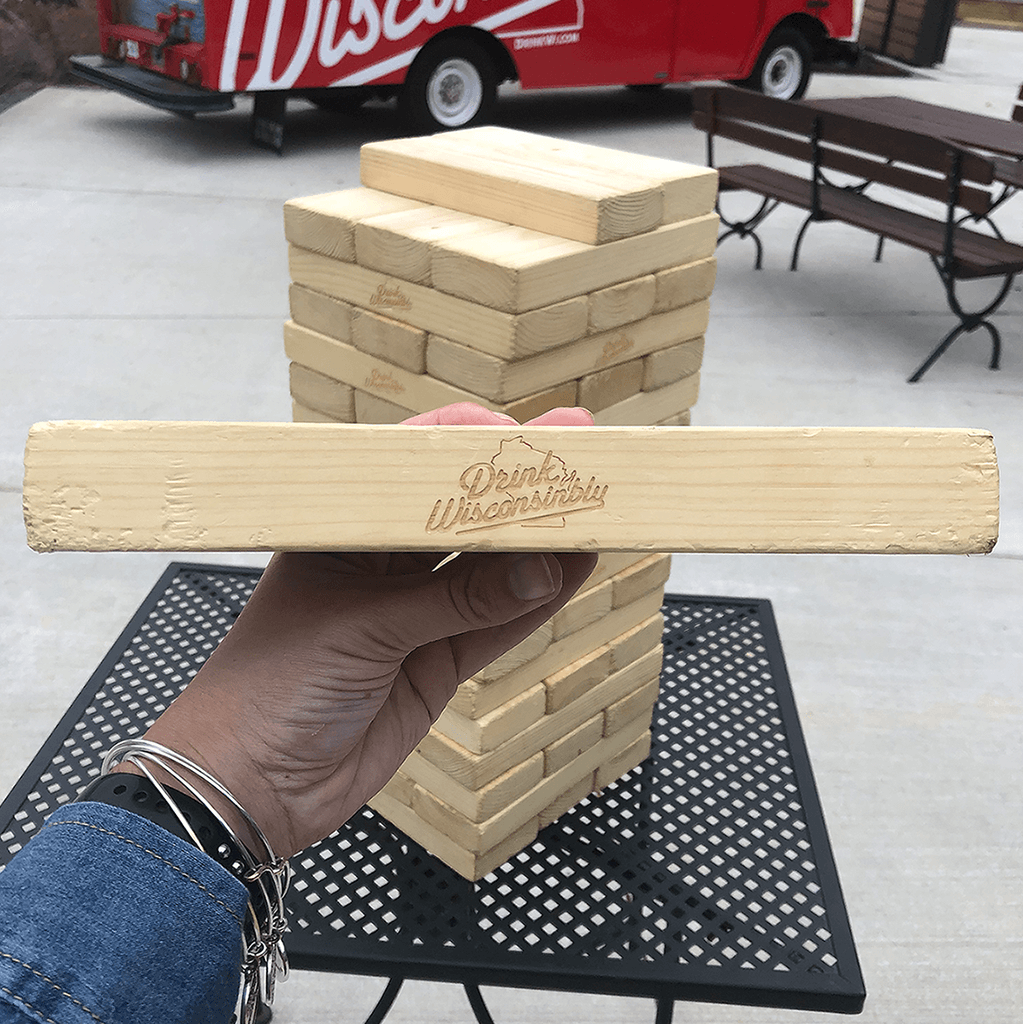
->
[[381, 551, 564, 660]]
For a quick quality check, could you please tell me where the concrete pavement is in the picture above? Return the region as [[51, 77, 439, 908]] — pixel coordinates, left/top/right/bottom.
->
[[1, 22, 1021, 1023]]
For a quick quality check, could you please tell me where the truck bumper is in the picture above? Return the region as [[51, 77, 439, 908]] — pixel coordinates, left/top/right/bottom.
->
[[69, 55, 235, 114]]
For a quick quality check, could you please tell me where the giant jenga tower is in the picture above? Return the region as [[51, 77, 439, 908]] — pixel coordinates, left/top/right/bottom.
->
[[282, 127, 719, 879]]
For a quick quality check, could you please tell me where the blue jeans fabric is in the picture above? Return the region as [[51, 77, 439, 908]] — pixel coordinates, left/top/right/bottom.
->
[[0, 801, 249, 1024]]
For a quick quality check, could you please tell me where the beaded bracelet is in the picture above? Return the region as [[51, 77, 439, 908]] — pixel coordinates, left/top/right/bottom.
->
[[80, 739, 290, 1024]]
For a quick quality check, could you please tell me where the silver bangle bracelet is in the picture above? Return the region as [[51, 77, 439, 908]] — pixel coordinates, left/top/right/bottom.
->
[[102, 738, 291, 1022]]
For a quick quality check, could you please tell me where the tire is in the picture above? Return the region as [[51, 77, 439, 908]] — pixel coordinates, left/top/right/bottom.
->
[[744, 28, 813, 101], [401, 39, 497, 133]]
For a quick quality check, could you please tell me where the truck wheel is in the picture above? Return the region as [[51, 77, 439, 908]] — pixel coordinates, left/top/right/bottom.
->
[[401, 39, 497, 133], [746, 28, 813, 101]]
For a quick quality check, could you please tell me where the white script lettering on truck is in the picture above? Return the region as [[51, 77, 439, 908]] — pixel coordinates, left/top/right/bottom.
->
[[219, 0, 585, 91]]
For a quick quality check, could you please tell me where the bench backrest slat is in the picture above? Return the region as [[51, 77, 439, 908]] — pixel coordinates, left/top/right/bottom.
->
[[692, 87, 995, 213]]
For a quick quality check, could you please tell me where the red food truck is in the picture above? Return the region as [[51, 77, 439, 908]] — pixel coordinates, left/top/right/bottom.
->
[[71, 0, 855, 148]]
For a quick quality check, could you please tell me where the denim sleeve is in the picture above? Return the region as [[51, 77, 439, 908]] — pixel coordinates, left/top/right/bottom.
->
[[0, 800, 250, 1024]]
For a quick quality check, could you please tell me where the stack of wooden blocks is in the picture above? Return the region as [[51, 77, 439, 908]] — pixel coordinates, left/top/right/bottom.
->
[[281, 127, 719, 879]]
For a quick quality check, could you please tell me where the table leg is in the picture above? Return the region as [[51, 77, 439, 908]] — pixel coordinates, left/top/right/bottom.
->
[[364, 977, 405, 1024], [464, 983, 496, 1024]]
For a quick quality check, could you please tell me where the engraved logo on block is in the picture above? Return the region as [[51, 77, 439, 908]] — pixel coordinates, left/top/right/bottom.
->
[[425, 436, 609, 536], [365, 368, 406, 394], [596, 333, 634, 367], [369, 282, 412, 310]]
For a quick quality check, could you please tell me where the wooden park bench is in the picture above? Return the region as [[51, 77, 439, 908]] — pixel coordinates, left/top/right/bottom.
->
[[691, 85, 1023, 382]]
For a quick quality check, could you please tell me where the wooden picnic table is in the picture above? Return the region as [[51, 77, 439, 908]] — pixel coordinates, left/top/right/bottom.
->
[[806, 95, 1023, 187]]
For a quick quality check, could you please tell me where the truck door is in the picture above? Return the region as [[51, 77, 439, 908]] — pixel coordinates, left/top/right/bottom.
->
[[672, 0, 766, 80], [507, 0, 677, 89]]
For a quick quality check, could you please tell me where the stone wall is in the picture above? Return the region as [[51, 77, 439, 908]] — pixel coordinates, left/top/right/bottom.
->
[[0, 0, 99, 97]]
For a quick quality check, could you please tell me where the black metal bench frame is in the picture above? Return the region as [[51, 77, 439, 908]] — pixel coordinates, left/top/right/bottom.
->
[[692, 86, 1023, 382]]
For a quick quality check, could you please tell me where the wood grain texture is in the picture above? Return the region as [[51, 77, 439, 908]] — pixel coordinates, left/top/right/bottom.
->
[[396, 749, 545, 823], [361, 128, 717, 245], [354, 206, 503, 285], [284, 188, 426, 262], [290, 245, 589, 360], [24, 423, 999, 554], [350, 307, 428, 375], [654, 258, 718, 313], [286, 321, 580, 423], [353, 390, 415, 424], [446, 127, 719, 226], [430, 219, 719, 313], [367, 792, 538, 880], [591, 373, 701, 425], [289, 283, 352, 344], [360, 133, 663, 245], [642, 337, 705, 391], [588, 276, 656, 332], [577, 360, 645, 414], [424, 303, 710, 403], [290, 401, 339, 424], [289, 362, 355, 420], [408, 714, 652, 853]]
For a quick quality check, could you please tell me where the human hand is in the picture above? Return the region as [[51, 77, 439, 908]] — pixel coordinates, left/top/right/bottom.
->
[[139, 403, 598, 859]]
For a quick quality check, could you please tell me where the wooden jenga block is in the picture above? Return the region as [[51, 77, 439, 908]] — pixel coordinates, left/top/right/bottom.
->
[[397, 749, 545, 823], [604, 677, 660, 737], [361, 141, 661, 245], [289, 362, 355, 420], [595, 730, 652, 790], [501, 380, 580, 423], [434, 682, 546, 754], [430, 218, 719, 313], [611, 614, 665, 673], [544, 644, 614, 715], [577, 360, 645, 414], [592, 374, 701, 425], [350, 307, 427, 374], [588, 276, 656, 333], [418, 635, 665, 791], [25, 424, 998, 555], [424, 303, 710, 403], [289, 283, 352, 343], [642, 337, 704, 391], [290, 400, 339, 424], [354, 206, 503, 285], [544, 714, 604, 776], [354, 390, 414, 423], [446, 589, 664, 722], [368, 789, 539, 881], [285, 322, 474, 412], [453, 128, 719, 226], [539, 770, 596, 828], [286, 321, 576, 422], [550, 577, 613, 640], [290, 246, 590, 360], [657, 410, 692, 427], [612, 554, 672, 609], [283, 188, 426, 262], [653, 257, 718, 313], [409, 713, 652, 853], [577, 553, 649, 594], [475, 620, 553, 683], [362, 129, 718, 243]]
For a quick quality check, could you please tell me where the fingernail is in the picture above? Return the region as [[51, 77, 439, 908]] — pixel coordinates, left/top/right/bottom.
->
[[495, 413, 519, 425], [508, 553, 557, 601]]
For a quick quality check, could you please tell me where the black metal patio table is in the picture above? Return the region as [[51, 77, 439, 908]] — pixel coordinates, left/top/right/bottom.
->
[[0, 562, 865, 1022]]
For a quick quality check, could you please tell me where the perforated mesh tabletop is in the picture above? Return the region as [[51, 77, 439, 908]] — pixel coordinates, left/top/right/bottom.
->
[[0, 563, 864, 1017]]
